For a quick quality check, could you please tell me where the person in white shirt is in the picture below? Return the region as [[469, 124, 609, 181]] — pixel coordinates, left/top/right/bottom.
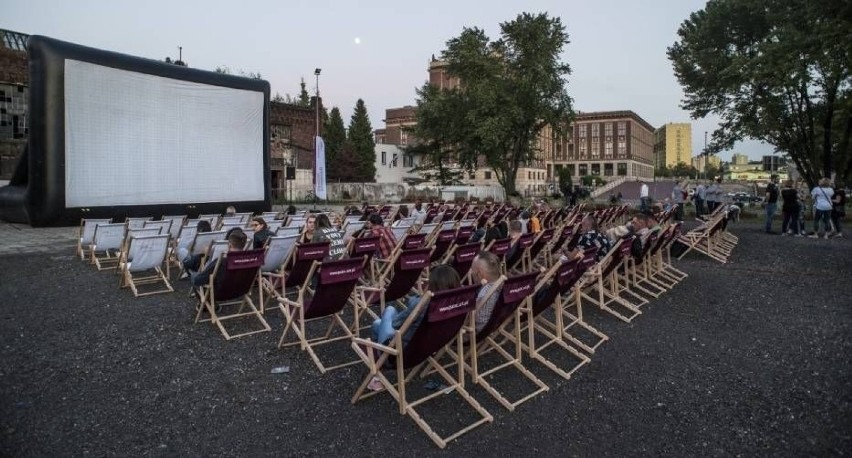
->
[[639, 180, 650, 212], [694, 184, 706, 216], [810, 177, 835, 239]]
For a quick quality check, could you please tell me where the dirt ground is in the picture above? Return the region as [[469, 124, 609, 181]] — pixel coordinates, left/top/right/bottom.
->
[[0, 221, 849, 456]]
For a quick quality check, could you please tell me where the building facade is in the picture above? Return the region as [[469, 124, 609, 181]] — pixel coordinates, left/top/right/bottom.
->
[[0, 29, 29, 180], [691, 154, 721, 174], [731, 153, 749, 165], [269, 98, 322, 198], [653, 122, 692, 169]]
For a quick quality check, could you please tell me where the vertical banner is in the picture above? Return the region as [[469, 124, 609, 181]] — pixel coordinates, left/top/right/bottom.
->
[[314, 136, 327, 199]]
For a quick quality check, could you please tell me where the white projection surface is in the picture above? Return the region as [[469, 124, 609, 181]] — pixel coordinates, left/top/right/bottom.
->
[[64, 60, 264, 207]]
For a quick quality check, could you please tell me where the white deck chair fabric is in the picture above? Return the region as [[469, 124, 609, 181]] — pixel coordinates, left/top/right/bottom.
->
[[234, 213, 253, 223], [277, 226, 301, 237], [419, 223, 438, 235], [126, 234, 170, 272], [261, 212, 280, 221], [394, 217, 416, 227], [205, 240, 230, 265], [92, 223, 127, 252], [262, 235, 299, 273], [440, 220, 456, 231], [162, 215, 186, 239], [391, 225, 412, 242], [266, 221, 284, 233], [220, 217, 244, 227], [220, 222, 246, 233], [343, 221, 365, 240], [345, 215, 363, 225], [287, 217, 306, 227], [126, 217, 153, 230], [78, 219, 112, 259], [143, 220, 172, 237], [190, 231, 227, 256]]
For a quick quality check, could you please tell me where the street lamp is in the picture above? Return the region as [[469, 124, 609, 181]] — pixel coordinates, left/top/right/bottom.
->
[[313, 68, 321, 210]]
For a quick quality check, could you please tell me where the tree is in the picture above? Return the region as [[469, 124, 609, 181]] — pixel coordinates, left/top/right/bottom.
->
[[668, 0, 851, 187], [214, 66, 262, 79], [556, 167, 573, 194], [413, 12, 574, 195], [324, 107, 348, 181], [299, 78, 311, 107], [406, 84, 470, 185], [347, 99, 377, 182]]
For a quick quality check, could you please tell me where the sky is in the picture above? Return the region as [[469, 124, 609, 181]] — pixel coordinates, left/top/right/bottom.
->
[[5, 0, 774, 162]]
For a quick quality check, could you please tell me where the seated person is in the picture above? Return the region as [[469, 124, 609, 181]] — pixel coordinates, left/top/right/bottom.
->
[[371, 264, 461, 347], [625, 213, 659, 258], [178, 219, 212, 277], [504, 220, 525, 262], [191, 229, 247, 288], [484, 220, 509, 246], [367, 213, 397, 259], [250, 217, 272, 249], [224, 205, 236, 217], [312, 213, 346, 261], [392, 205, 410, 226], [470, 251, 503, 333], [299, 214, 317, 244], [410, 201, 426, 224], [561, 214, 612, 263]]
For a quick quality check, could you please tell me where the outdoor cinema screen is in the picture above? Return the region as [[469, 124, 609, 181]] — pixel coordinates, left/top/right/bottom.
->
[[0, 35, 270, 226], [64, 60, 265, 207]]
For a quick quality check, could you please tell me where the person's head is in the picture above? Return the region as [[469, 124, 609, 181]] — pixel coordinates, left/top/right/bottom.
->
[[314, 213, 332, 229], [472, 251, 501, 284], [250, 217, 267, 232], [398, 205, 409, 218], [509, 220, 523, 236], [368, 213, 384, 228], [227, 229, 247, 251], [225, 206, 236, 216], [520, 210, 531, 220], [819, 177, 832, 187], [197, 220, 212, 233], [631, 213, 654, 231], [286, 205, 297, 215], [305, 214, 317, 232], [414, 201, 422, 211], [428, 264, 461, 292], [581, 214, 598, 232]]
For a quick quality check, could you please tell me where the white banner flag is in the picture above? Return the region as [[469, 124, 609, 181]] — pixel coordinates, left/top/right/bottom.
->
[[314, 136, 327, 200]]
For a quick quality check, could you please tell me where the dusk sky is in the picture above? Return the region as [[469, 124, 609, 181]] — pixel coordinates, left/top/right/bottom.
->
[[6, 0, 774, 161]]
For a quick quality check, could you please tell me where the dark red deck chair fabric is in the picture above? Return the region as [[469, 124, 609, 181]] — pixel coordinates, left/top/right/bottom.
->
[[528, 228, 555, 263], [529, 258, 584, 319], [400, 284, 480, 369], [302, 258, 365, 320], [286, 241, 330, 288], [476, 271, 539, 342], [350, 235, 380, 260], [430, 229, 457, 263], [505, 233, 534, 271], [214, 249, 266, 301], [449, 242, 481, 280], [598, 235, 632, 279], [364, 247, 432, 305], [488, 237, 511, 267], [550, 225, 574, 257], [401, 233, 427, 250], [455, 226, 474, 245]]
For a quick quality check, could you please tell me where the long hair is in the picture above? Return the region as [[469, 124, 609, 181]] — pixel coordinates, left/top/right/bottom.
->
[[428, 264, 461, 292], [314, 213, 332, 229]]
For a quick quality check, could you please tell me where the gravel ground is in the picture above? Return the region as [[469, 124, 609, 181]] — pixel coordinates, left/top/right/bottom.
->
[[0, 221, 849, 457]]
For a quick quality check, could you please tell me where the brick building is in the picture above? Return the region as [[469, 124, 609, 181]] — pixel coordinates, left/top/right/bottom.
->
[[269, 98, 322, 196], [0, 29, 29, 180]]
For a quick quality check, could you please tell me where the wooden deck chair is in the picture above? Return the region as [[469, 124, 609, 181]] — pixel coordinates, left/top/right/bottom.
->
[[172, 221, 200, 265], [443, 242, 481, 284], [652, 223, 689, 285], [120, 227, 165, 275], [429, 229, 456, 264], [528, 228, 555, 269], [265, 220, 284, 234], [178, 230, 227, 277], [286, 216, 307, 227], [161, 215, 186, 241], [557, 247, 610, 353], [261, 211, 280, 221], [439, 220, 457, 232], [125, 216, 152, 230], [276, 226, 301, 238], [486, 237, 512, 275], [351, 284, 491, 449], [143, 220, 172, 237], [218, 216, 244, 229], [220, 221, 247, 233], [626, 231, 670, 297], [278, 257, 367, 373], [455, 225, 475, 245], [194, 249, 271, 340], [118, 234, 173, 297], [198, 214, 220, 228], [281, 241, 330, 294], [467, 272, 549, 411], [640, 226, 683, 290], [257, 235, 299, 312], [607, 235, 655, 306], [391, 225, 412, 244], [344, 215, 364, 226], [347, 235, 381, 285], [505, 233, 535, 274], [533, 257, 607, 358], [398, 232, 427, 251], [342, 221, 365, 240], [577, 239, 642, 323], [356, 247, 432, 321], [89, 223, 127, 270], [77, 218, 111, 260]]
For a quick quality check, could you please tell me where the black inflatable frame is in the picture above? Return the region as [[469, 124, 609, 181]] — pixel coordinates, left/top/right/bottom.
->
[[0, 35, 271, 227]]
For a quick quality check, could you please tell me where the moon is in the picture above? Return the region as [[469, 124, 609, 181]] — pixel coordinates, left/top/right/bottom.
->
[[354, 37, 361, 45]]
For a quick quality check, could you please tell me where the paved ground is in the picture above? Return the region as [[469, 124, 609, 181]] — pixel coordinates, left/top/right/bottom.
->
[[0, 219, 849, 456]]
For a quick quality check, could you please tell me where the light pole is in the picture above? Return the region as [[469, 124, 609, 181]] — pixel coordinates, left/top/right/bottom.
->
[[703, 130, 708, 181], [313, 68, 321, 210]]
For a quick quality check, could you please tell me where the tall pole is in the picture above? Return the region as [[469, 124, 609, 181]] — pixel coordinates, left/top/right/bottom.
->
[[703, 130, 708, 181], [313, 68, 321, 210]]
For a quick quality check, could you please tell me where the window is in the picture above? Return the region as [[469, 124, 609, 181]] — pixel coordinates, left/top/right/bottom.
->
[[579, 164, 588, 176], [271, 124, 292, 144], [604, 163, 614, 176], [485, 171, 491, 180], [579, 125, 587, 138], [604, 142, 613, 158], [567, 164, 575, 176], [400, 130, 408, 146], [528, 171, 532, 179], [591, 163, 600, 176], [404, 155, 413, 168], [618, 122, 626, 136], [605, 123, 613, 136], [391, 153, 398, 167], [579, 142, 587, 158], [617, 163, 627, 176], [381, 151, 386, 165], [591, 124, 600, 137]]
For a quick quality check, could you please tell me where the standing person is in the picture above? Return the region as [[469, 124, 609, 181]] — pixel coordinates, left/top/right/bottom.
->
[[250, 217, 272, 248], [763, 174, 780, 234], [780, 180, 801, 236], [694, 183, 706, 216], [830, 180, 846, 238], [810, 178, 835, 239], [671, 181, 685, 222], [639, 180, 650, 212], [312, 213, 346, 260]]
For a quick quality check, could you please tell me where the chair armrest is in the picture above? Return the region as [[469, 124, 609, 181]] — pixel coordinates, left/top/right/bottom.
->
[[352, 337, 399, 355]]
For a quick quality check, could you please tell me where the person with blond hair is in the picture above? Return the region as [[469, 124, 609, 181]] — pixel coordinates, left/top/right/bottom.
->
[[810, 178, 834, 239]]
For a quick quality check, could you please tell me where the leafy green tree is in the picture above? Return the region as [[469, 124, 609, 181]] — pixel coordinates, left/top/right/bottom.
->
[[668, 0, 851, 187], [324, 107, 348, 181], [347, 99, 377, 182], [557, 167, 573, 194], [299, 78, 311, 107], [671, 161, 697, 179], [406, 84, 469, 185], [413, 12, 574, 195]]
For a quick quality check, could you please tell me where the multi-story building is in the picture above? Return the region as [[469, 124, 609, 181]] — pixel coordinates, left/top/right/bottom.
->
[[269, 98, 323, 198], [551, 110, 655, 182], [691, 154, 721, 174], [731, 153, 749, 165], [653, 122, 692, 169], [0, 29, 29, 180]]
